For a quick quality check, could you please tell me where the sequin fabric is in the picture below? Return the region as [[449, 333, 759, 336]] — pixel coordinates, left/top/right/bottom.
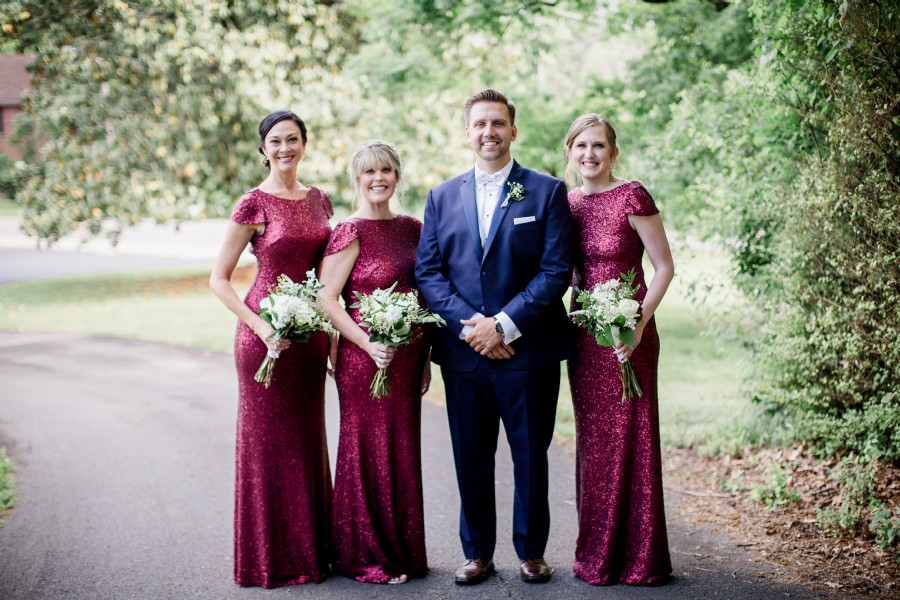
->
[[231, 187, 334, 588], [324, 215, 429, 583], [567, 181, 672, 586]]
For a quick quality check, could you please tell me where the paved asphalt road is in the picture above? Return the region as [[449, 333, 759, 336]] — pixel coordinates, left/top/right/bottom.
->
[[0, 332, 829, 600]]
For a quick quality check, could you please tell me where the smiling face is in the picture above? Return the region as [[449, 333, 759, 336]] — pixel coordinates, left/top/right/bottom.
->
[[465, 101, 517, 171], [567, 125, 618, 185], [262, 120, 305, 173], [357, 161, 397, 208]]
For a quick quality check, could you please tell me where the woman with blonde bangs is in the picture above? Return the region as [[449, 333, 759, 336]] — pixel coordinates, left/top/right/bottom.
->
[[564, 114, 674, 586], [319, 140, 430, 585]]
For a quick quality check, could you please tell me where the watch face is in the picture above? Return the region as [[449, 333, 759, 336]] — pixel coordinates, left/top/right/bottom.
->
[[494, 320, 504, 335]]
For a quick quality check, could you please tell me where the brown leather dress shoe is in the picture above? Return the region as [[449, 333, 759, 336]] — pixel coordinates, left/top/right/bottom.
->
[[520, 558, 553, 583], [454, 558, 495, 585]]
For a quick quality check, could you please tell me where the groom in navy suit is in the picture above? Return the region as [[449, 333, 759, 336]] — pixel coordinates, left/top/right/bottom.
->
[[415, 89, 575, 585]]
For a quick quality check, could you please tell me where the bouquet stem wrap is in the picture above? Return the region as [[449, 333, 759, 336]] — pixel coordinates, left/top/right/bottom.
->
[[254, 349, 281, 389], [350, 282, 446, 399], [618, 360, 643, 402]]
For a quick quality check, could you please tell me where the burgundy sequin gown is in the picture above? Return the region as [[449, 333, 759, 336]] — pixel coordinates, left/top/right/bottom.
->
[[230, 187, 334, 588], [567, 182, 672, 586], [324, 215, 429, 583]]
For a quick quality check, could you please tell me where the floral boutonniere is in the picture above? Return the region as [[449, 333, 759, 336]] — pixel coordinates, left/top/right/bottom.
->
[[501, 181, 526, 208]]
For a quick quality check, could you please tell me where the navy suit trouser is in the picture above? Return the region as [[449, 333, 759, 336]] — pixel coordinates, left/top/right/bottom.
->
[[442, 359, 560, 560]]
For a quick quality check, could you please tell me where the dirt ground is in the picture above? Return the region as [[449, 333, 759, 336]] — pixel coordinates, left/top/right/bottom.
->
[[662, 446, 900, 599]]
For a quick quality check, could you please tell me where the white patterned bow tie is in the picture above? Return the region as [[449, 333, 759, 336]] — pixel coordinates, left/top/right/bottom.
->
[[476, 172, 506, 187]]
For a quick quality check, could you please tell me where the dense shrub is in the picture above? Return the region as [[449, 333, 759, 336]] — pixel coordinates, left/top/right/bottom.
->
[[612, 0, 899, 462], [748, 0, 900, 462]]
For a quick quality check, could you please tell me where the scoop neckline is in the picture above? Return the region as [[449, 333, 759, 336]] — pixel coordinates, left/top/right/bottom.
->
[[347, 213, 402, 222], [579, 181, 633, 196], [254, 186, 316, 202]]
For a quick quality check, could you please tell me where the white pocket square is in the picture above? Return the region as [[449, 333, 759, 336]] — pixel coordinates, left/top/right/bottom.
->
[[513, 216, 536, 225]]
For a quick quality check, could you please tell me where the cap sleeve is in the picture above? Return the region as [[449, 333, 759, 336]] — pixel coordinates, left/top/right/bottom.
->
[[625, 182, 660, 217], [324, 220, 360, 256], [314, 187, 334, 219], [231, 191, 266, 224]]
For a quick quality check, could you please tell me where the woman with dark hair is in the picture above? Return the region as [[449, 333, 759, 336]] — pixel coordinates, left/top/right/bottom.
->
[[563, 113, 674, 586], [210, 110, 334, 588], [319, 140, 430, 585]]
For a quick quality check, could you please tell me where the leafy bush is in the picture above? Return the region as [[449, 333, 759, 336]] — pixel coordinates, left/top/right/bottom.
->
[[870, 501, 900, 557], [745, 0, 900, 463], [750, 461, 800, 509], [0, 447, 16, 519], [817, 454, 876, 535], [611, 0, 899, 463]]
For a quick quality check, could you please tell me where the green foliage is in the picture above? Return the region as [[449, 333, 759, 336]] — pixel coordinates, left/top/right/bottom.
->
[[0, 447, 16, 520], [870, 500, 900, 557], [0, 152, 31, 199], [0, 0, 360, 243], [745, 0, 900, 463], [1, 0, 604, 238], [606, 0, 899, 463], [750, 461, 800, 509], [817, 454, 876, 536], [720, 472, 745, 495]]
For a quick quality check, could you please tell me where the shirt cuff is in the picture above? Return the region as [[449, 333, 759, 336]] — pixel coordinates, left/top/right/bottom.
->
[[459, 312, 484, 340], [495, 311, 521, 344]]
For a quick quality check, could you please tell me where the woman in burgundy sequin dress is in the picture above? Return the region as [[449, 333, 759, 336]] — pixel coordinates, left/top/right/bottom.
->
[[320, 141, 430, 585], [563, 114, 675, 586], [210, 111, 333, 588]]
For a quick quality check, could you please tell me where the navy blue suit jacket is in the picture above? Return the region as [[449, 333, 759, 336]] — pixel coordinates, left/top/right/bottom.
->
[[415, 161, 575, 372]]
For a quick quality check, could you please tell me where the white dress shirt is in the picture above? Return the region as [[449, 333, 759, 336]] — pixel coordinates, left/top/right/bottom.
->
[[474, 160, 513, 244], [460, 160, 522, 345]]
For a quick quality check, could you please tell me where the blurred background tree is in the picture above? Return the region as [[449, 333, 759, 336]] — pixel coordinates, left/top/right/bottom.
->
[[0, 0, 360, 242]]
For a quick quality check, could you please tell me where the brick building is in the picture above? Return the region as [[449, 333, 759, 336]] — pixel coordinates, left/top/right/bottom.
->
[[0, 53, 35, 160]]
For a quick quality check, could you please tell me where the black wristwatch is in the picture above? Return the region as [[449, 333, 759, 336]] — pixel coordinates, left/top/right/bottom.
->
[[493, 317, 504, 335]]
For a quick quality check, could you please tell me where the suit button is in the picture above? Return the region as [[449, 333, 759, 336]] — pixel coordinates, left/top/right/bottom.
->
[[481, 271, 487, 277]]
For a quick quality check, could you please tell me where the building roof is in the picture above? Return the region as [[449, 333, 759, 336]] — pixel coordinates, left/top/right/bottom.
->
[[0, 54, 34, 107]]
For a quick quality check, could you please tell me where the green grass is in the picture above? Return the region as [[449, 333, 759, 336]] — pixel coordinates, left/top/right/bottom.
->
[[0, 447, 16, 524], [0, 265, 245, 352], [0, 246, 766, 451], [0, 197, 22, 217]]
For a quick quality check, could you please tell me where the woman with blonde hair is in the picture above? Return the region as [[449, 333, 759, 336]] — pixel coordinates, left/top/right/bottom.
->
[[564, 114, 674, 586], [319, 140, 430, 584]]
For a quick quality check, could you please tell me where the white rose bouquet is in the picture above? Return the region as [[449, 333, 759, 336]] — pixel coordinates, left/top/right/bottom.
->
[[569, 267, 644, 401], [350, 282, 446, 398], [254, 270, 336, 388]]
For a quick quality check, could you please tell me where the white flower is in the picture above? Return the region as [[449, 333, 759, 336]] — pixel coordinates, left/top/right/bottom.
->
[[617, 298, 641, 318], [501, 181, 526, 208], [385, 305, 403, 324]]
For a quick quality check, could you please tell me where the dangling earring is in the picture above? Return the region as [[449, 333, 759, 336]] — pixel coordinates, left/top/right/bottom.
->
[[263, 155, 270, 168]]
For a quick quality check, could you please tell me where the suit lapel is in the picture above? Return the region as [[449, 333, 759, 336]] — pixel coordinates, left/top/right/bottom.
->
[[459, 170, 483, 260], [482, 160, 523, 263]]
